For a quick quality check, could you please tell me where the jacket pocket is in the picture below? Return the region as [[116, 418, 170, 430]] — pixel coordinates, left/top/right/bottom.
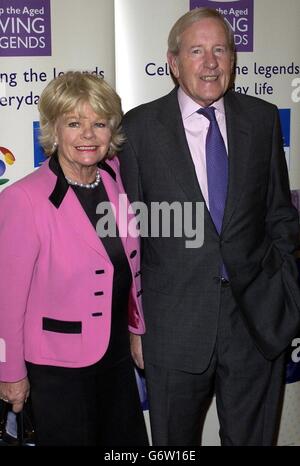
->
[[42, 317, 82, 334], [41, 317, 82, 363]]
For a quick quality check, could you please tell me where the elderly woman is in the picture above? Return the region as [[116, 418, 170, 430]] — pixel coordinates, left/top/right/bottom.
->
[[0, 71, 148, 446]]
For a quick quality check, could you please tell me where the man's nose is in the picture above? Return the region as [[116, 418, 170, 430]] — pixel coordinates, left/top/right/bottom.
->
[[204, 51, 218, 69]]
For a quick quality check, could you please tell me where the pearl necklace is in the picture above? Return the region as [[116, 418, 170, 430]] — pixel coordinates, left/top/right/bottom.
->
[[65, 169, 101, 189]]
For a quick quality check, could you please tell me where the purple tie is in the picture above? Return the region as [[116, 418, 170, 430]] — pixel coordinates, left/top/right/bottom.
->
[[198, 106, 228, 234], [198, 106, 228, 279]]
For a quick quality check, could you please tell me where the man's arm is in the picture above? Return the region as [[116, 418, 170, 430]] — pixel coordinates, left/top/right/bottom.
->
[[120, 127, 143, 204], [265, 107, 300, 256]]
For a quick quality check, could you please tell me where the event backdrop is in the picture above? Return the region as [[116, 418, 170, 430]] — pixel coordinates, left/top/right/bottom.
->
[[1, 0, 300, 446], [0, 0, 115, 185]]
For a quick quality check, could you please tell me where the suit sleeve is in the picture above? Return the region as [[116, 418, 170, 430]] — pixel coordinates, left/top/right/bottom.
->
[[120, 121, 144, 205], [265, 108, 299, 255], [0, 186, 40, 382], [264, 107, 300, 318]]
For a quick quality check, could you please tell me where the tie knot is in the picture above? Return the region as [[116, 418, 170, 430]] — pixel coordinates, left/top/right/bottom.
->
[[198, 106, 216, 122]]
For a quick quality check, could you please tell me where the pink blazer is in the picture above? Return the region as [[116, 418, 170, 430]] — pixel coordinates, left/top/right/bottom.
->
[[0, 157, 145, 382]]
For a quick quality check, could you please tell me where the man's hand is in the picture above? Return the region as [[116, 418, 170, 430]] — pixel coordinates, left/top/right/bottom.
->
[[0, 377, 30, 413], [130, 333, 144, 369]]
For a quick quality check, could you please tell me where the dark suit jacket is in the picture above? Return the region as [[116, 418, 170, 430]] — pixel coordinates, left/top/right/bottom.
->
[[120, 87, 300, 373]]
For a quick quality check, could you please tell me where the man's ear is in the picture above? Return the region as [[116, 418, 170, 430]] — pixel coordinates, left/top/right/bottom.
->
[[167, 51, 180, 79]]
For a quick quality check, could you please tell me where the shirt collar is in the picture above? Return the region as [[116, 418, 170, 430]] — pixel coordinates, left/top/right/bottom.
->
[[177, 86, 225, 119], [48, 153, 117, 209]]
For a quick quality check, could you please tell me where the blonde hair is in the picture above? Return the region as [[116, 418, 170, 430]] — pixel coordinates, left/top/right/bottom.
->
[[38, 71, 125, 157], [168, 7, 235, 56]]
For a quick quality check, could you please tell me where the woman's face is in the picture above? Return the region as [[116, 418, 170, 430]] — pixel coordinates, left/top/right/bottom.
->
[[55, 101, 111, 175]]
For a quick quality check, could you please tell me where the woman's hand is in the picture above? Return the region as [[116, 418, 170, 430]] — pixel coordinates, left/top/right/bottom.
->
[[130, 333, 144, 369], [0, 376, 30, 413]]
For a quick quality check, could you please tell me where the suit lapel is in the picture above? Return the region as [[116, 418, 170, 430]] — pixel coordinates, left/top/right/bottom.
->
[[141, 88, 252, 236], [47, 156, 132, 261], [156, 88, 204, 203], [100, 164, 129, 253], [222, 91, 252, 233], [155, 88, 224, 237], [46, 159, 111, 262], [59, 188, 111, 262]]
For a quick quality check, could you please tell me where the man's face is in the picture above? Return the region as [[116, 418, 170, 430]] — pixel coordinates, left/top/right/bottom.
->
[[168, 18, 234, 107]]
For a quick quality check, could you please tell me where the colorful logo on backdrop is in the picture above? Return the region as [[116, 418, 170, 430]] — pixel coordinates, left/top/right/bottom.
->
[[279, 109, 291, 169], [33, 121, 47, 167], [0, 146, 16, 185], [189, 0, 254, 52], [0, 0, 51, 57]]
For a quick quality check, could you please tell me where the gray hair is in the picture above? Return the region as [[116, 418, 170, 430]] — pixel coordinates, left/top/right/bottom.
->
[[168, 7, 235, 56]]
